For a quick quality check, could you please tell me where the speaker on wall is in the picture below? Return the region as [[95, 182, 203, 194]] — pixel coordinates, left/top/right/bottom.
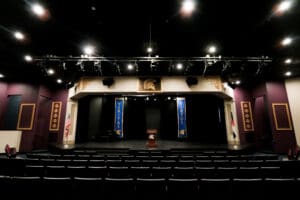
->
[[186, 77, 198, 86], [102, 78, 114, 87]]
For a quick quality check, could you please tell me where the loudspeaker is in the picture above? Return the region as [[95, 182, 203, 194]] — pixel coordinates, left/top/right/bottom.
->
[[186, 77, 198, 86], [102, 78, 114, 87]]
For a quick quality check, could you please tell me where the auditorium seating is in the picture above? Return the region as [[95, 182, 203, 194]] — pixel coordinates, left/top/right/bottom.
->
[[1, 148, 300, 199]]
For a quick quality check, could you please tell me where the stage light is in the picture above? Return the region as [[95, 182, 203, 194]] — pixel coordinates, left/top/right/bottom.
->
[[0, 73, 4, 78], [284, 58, 292, 64], [206, 54, 210, 58], [14, 31, 25, 40], [147, 47, 153, 53], [83, 45, 95, 55], [285, 71, 292, 76], [235, 80, 241, 85], [24, 55, 33, 62], [181, 0, 196, 16], [281, 37, 292, 46], [207, 45, 217, 54], [127, 64, 134, 70], [277, 0, 294, 13], [176, 63, 183, 70], [47, 68, 55, 75], [57, 79, 63, 84], [31, 3, 46, 17]]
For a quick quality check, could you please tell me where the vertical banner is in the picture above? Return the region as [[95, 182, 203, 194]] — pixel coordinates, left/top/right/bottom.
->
[[114, 98, 124, 138], [49, 101, 62, 131], [177, 97, 187, 138]]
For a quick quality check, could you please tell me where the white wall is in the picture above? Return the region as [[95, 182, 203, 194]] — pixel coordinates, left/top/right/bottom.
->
[[0, 131, 22, 153], [285, 78, 300, 146]]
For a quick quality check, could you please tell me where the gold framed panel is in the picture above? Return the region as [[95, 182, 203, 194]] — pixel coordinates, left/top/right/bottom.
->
[[17, 103, 36, 130], [272, 103, 293, 131], [49, 101, 62, 131], [240, 101, 254, 131]]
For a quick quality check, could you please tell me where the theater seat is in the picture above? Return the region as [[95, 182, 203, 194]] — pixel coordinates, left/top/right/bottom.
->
[[104, 178, 135, 199], [73, 177, 103, 198], [167, 178, 198, 198], [199, 178, 231, 198], [136, 178, 167, 199]]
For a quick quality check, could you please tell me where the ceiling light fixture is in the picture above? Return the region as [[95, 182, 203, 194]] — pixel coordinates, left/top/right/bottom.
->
[[83, 45, 95, 56], [285, 71, 292, 77], [207, 45, 217, 54], [31, 3, 46, 17], [181, 0, 196, 16], [281, 37, 292, 46], [0, 73, 4, 78], [14, 31, 25, 40], [284, 58, 292, 64], [24, 55, 33, 62], [57, 79, 63, 84], [276, 0, 294, 13], [47, 68, 55, 75]]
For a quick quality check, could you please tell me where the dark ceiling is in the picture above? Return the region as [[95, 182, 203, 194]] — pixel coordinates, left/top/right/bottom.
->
[[0, 0, 300, 87]]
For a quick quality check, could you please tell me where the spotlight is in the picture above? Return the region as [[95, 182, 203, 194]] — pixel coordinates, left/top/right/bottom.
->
[[83, 45, 95, 55], [176, 63, 183, 70], [47, 68, 55, 75], [285, 71, 292, 77], [276, 0, 294, 14], [127, 64, 134, 70], [14, 31, 25, 40], [24, 55, 33, 62], [284, 58, 292, 64], [0, 73, 4, 78], [31, 3, 46, 17], [57, 79, 63, 84], [181, 0, 196, 16], [281, 37, 292, 46], [207, 45, 217, 54], [235, 80, 241, 85], [147, 47, 153, 53]]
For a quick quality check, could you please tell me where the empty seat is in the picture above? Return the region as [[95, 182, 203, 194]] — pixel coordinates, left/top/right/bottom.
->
[[42, 177, 72, 199], [108, 166, 130, 178], [73, 177, 103, 198], [233, 178, 263, 200], [152, 167, 172, 178], [136, 178, 167, 199], [199, 178, 231, 198], [13, 176, 42, 199], [45, 166, 67, 177], [194, 167, 216, 178], [24, 165, 44, 177], [66, 166, 87, 177], [167, 178, 198, 198], [172, 167, 194, 178], [104, 178, 135, 199], [87, 166, 107, 178], [130, 166, 151, 178], [264, 178, 296, 198]]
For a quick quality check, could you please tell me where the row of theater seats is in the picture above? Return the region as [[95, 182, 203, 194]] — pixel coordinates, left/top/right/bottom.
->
[[21, 165, 299, 178], [26, 152, 280, 161], [0, 176, 299, 199]]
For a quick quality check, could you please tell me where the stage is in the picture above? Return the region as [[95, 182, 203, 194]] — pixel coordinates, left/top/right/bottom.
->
[[51, 140, 254, 153]]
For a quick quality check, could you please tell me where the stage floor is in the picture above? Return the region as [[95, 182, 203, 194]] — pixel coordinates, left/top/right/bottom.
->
[[52, 140, 253, 152]]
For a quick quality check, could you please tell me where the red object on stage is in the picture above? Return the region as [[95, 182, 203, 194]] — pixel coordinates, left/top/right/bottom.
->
[[147, 129, 158, 148]]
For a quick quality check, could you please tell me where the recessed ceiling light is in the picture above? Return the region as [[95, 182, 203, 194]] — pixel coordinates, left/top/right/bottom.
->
[[181, 0, 196, 16], [31, 3, 46, 17], [14, 31, 25, 40], [47, 68, 55, 75], [235, 80, 241, 85], [127, 64, 134, 70], [284, 58, 292, 64], [176, 63, 183, 70], [0, 73, 4, 78], [285, 71, 292, 77], [24, 55, 33, 62], [147, 47, 153, 53], [208, 45, 217, 54], [57, 79, 63, 84], [277, 0, 294, 13], [281, 37, 292, 46], [83, 45, 95, 55]]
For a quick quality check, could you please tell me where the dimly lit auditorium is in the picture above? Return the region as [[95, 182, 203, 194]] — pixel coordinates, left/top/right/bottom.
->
[[1, 0, 300, 199]]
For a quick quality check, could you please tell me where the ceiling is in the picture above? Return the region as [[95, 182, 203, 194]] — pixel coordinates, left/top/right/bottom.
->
[[0, 0, 300, 87]]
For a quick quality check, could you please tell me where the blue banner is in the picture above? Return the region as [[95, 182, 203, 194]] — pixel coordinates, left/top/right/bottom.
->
[[177, 97, 187, 138], [114, 98, 124, 138]]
